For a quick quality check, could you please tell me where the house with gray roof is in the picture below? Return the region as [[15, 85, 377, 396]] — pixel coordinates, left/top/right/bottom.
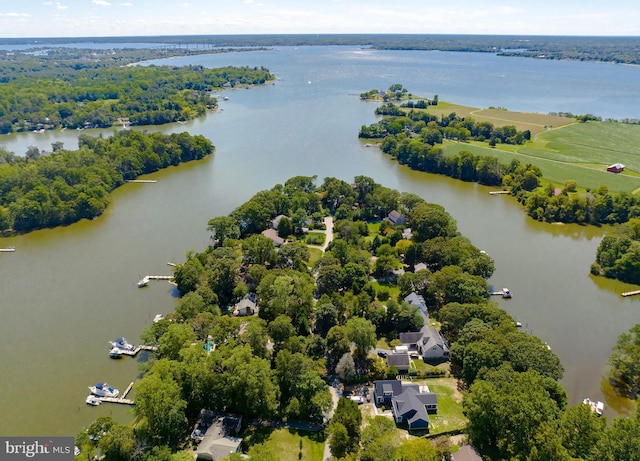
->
[[387, 210, 407, 226], [261, 228, 285, 246], [386, 351, 410, 372], [404, 292, 427, 314], [399, 298, 449, 361], [373, 380, 438, 430], [193, 412, 243, 461]]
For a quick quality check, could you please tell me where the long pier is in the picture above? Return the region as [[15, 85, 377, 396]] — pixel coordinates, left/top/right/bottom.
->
[[125, 179, 157, 183], [116, 345, 158, 357], [138, 275, 174, 287], [96, 381, 135, 405], [621, 290, 640, 297], [0, 247, 16, 252], [489, 190, 510, 195]]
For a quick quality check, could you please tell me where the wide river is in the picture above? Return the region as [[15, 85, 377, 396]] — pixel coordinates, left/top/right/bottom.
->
[[1, 46, 640, 437]]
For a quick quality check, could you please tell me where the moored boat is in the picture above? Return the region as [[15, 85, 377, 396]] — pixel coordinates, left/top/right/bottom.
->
[[110, 337, 135, 351], [582, 398, 604, 416], [89, 382, 119, 398], [85, 395, 101, 406], [502, 288, 512, 298], [109, 346, 124, 358]]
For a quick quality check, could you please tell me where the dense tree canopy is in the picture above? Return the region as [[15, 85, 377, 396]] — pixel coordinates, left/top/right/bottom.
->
[[0, 64, 273, 133], [0, 130, 213, 232]]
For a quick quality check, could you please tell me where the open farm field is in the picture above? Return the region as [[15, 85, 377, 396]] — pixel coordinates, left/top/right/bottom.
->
[[423, 101, 574, 134], [439, 119, 640, 192], [538, 121, 640, 170]]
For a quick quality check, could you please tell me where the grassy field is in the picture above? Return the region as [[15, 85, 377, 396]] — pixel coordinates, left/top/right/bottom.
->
[[418, 378, 467, 435], [409, 101, 640, 192], [423, 101, 574, 134], [241, 427, 326, 461]]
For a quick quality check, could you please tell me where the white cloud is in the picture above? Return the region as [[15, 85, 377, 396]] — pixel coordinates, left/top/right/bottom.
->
[[42, 1, 53, 5], [120, 2, 133, 6], [56, 2, 68, 10], [0, 12, 31, 17], [92, 0, 111, 5]]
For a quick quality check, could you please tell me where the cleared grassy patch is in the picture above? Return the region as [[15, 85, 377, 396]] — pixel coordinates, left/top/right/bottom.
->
[[441, 137, 640, 192], [241, 427, 326, 461], [412, 377, 467, 435], [305, 232, 326, 246], [370, 280, 400, 299], [400, 102, 640, 192], [418, 101, 573, 134], [307, 247, 323, 265]]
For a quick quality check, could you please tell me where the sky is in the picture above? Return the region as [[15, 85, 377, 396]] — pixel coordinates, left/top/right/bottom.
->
[[0, 0, 639, 38]]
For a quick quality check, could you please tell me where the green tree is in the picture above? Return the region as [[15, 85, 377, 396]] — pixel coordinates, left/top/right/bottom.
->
[[207, 215, 240, 247], [135, 360, 188, 447], [558, 403, 605, 459], [346, 316, 376, 364], [591, 409, 640, 461], [329, 398, 362, 456], [463, 366, 564, 460], [608, 323, 640, 399], [395, 438, 439, 461]]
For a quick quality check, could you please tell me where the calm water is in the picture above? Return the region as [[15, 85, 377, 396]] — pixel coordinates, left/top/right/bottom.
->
[[1, 47, 640, 436]]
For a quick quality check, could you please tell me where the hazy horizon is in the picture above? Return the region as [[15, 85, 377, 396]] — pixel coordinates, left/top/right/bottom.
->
[[1, 1, 639, 39]]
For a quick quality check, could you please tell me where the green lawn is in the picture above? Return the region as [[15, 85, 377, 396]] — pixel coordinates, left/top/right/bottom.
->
[[240, 427, 326, 461], [305, 232, 326, 246], [440, 125, 640, 192], [370, 280, 400, 299], [418, 378, 467, 435], [307, 247, 323, 265], [410, 102, 640, 192]]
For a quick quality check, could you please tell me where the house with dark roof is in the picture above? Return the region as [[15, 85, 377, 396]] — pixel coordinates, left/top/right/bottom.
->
[[387, 210, 407, 226], [373, 380, 438, 430], [386, 351, 410, 372]]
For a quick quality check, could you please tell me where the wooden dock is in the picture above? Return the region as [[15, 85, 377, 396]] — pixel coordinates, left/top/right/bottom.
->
[[489, 190, 510, 195], [117, 345, 158, 356], [138, 275, 174, 287], [621, 290, 640, 297], [125, 179, 157, 183], [96, 381, 135, 405]]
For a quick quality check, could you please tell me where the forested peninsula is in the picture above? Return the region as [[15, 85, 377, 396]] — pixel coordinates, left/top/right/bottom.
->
[[76, 176, 640, 461], [0, 62, 273, 133], [359, 86, 640, 227], [0, 130, 213, 232]]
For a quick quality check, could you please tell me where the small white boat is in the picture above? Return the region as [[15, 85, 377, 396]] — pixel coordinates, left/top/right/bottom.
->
[[110, 337, 135, 351], [89, 382, 119, 398], [153, 314, 164, 323], [0, 246, 16, 252], [85, 395, 101, 406], [109, 346, 124, 358], [502, 288, 512, 298], [583, 398, 604, 416]]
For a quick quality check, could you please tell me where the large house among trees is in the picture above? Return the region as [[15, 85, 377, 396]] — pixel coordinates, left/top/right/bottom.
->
[[374, 380, 438, 430], [400, 293, 450, 361]]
